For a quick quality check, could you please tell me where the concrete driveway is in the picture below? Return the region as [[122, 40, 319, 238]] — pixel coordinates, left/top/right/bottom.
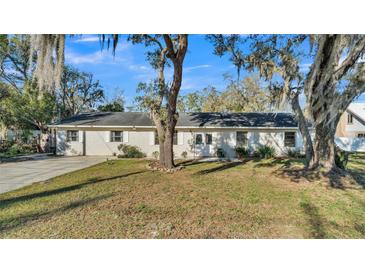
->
[[0, 156, 107, 194]]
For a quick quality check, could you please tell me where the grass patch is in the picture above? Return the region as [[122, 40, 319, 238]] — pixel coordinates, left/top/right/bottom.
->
[[1, 156, 365, 238]]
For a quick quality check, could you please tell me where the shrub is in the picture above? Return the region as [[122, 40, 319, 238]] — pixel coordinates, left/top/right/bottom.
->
[[8, 144, 22, 155], [257, 145, 276, 159], [216, 148, 226, 158], [181, 151, 188, 159], [335, 149, 349, 169], [235, 146, 249, 159], [7, 143, 36, 156], [285, 148, 303, 158], [0, 140, 15, 153], [152, 150, 159, 159], [117, 144, 146, 158]]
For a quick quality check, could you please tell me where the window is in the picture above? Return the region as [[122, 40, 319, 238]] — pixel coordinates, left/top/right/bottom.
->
[[67, 130, 78, 142], [173, 131, 178, 145], [348, 114, 353, 124], [196, 134, 203, 145], [284, 132, 296, 147], [358, 133, 365, 138], [236, 131, 248, 146], [154, 131, 159, 145], [205, 133, 212, 145], [111, 131, 123, 142]]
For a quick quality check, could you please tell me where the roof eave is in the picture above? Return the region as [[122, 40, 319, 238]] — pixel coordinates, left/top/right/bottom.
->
[[48, 124, 300, 130]]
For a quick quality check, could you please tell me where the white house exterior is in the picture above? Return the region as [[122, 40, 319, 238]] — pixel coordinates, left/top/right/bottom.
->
[[49, 112, 305, 158]]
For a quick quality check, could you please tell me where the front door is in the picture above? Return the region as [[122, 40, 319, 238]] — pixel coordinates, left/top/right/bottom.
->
[[194, 133, 214, 157]]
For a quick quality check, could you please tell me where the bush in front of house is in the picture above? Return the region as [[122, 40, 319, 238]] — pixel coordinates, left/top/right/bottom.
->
[[257, 145, 276, 159], [117, 144, 146, 158], [235, 146, 249, 159], [285, 148, 303, 158], [335, 149, 349, 169], [7, 143, 36, 156], [181, 151, 188, 159], [0, 140, 15, 153], [216, 148, 226, 158], [152, 150, 159, 160]]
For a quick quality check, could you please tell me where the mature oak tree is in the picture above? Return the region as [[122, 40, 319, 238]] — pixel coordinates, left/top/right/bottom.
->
[[305, 35, 365, 170], [178, 75, 271, 113], [132, 35, 188, 169], [30, 34, 188, 170], [59, 66, 104, 118], [245, 35, 314, 167], [209, 34, 365, 172]]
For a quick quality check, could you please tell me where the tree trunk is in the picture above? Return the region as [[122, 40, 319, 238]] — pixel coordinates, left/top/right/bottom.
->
[[153, 114, 176, 170], [163, 128, 174, 169], [291, 94, 314, 168], [158, 140, 166, 167], [309, 125, 336, 171]]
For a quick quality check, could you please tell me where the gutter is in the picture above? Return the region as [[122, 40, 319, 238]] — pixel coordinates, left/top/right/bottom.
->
[[48, 124, 300, 130]]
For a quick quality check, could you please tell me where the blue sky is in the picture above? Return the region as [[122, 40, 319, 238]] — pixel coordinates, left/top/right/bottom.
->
[[65, 34, 365, 108]]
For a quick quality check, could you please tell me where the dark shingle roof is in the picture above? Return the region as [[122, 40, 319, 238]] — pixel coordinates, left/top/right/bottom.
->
[[51, 112, 298, 128]]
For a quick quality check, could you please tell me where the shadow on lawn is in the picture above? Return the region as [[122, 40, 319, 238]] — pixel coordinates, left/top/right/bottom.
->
[[276, 164, 365, 189], [300, 201, 327, 238], [275, 167, 322, 183], [253, 157, 303, 169], [0, 193, 114, 233], [0, 171, 146, 209], [195, 160, 249, 175], [177, 159, 206, 168]]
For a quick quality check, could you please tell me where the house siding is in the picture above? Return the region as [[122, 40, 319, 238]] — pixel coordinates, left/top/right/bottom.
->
[[336, 109, 365, 138], [55, 127, 304, 158]]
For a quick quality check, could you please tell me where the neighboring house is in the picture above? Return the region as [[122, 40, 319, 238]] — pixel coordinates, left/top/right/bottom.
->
[[335, 103, 365, 152], [48, 112, 305, 158], [336, 103, 365, 138]]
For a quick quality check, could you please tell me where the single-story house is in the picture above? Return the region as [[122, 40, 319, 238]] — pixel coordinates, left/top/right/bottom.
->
[[48, 112, 305, 158]]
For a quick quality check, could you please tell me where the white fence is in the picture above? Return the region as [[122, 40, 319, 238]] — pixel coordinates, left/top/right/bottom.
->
[[335, 137, 365, 152]]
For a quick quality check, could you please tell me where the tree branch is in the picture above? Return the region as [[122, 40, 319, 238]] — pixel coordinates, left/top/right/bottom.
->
[[334, 35, 365, 80]]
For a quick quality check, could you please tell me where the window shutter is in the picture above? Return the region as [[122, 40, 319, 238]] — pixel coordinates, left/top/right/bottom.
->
[[123, 131, 128, 143], [178, 131, 184, 145], [105, 131, 110, 142], [149, 131, 155, 145], [79, 130, 83, 143]]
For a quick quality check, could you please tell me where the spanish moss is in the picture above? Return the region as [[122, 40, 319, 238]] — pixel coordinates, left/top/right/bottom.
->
[[29, 34, 65, 93]]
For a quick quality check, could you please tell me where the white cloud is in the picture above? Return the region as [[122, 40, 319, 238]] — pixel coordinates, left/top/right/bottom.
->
[[184, 64, 212, 72], [66, 49, 130, 65], [73, 36, 99, 43], [66, 50, 109, 64], [128, 64, 150, 71]]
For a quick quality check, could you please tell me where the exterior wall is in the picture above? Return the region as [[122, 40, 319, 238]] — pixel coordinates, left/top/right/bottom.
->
[[56, 130, 83, 156], [336, 111, 365, 138], [335, 112, 348, 137], [345, 115, 365, 137], [55, 127, 304, 158]]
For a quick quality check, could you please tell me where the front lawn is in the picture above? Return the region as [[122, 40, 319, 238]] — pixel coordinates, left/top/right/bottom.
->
[[1, 155, 365, 238]]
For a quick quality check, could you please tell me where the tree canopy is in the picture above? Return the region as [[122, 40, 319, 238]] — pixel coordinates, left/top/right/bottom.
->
[[208, 34, 365, 171], [178, 75, 271, 112]]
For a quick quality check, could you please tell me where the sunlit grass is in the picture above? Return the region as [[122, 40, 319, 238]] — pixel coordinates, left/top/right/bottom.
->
[[0, 156, 364, 238]]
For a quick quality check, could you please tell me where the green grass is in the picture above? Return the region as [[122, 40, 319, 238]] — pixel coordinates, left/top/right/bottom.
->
[[1, 155, 365, 238]]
